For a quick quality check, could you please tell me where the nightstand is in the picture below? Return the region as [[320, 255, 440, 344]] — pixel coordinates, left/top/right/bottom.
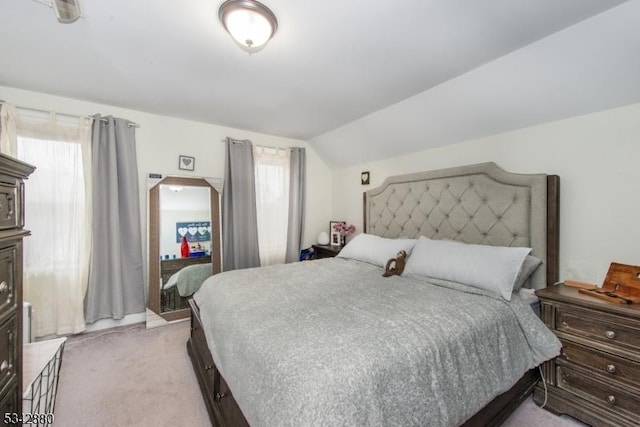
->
[[312, 244, 342, 259], [534, 283, 640, 427]]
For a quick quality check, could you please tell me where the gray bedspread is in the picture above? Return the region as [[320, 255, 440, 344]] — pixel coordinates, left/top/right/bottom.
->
[[194, 258, 561, 427], [163, 263, 212, 297]]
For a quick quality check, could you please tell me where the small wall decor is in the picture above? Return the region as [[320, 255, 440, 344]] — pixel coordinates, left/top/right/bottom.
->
[[361, 171, 370, 185], [176, 221, 211, 243], [178, 155, 195, 171]]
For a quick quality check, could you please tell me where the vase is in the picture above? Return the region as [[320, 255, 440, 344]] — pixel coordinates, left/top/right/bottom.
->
[[180, 236, 190, 258]]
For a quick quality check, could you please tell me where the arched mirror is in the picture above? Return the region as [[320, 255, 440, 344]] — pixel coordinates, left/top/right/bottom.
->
[[148, 176, 221, 322]]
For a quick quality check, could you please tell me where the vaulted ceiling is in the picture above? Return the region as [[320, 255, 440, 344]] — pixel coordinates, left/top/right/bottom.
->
[[1, 0, 638, 168]]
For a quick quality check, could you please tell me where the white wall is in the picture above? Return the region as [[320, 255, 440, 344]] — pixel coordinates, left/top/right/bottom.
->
[[332, 102, 640, 284], [0, 85, 333, 296]]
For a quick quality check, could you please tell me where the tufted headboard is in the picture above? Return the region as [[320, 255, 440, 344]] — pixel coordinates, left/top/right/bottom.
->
[[364, 162, 559, 289]]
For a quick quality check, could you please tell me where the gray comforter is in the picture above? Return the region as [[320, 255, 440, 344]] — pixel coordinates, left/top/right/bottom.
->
[[194, 258, 561, 427], [163, 263, 212, 297]]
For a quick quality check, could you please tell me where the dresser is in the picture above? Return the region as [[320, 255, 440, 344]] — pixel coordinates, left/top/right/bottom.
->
[[534, 283, 640, 426], [0, 153, 35, 425]]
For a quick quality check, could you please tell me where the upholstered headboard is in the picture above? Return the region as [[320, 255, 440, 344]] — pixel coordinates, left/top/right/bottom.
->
[[363, 162, 559, 289]]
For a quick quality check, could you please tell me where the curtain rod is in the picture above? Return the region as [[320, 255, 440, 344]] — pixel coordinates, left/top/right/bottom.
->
[[221, 138, 296, 151], [0, 100, 140, 128]]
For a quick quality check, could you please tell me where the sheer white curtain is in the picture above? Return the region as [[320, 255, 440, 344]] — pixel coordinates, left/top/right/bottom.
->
[[253, 146, 290, 266], [4, 107, 92, 337], [0, 105, 18, 155]]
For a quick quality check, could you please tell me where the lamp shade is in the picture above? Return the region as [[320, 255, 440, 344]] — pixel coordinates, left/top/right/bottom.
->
[[219, 0, 278, 53], [317, 232, 330, 245]]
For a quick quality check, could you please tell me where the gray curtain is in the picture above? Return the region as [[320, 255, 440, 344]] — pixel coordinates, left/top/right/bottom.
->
[[285, 147, 306, 263], [222, 138, 261, 271], [85, 115, 145, 323]]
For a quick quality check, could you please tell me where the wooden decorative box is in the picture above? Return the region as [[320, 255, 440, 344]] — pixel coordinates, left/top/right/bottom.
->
[[579, 262, 640, 304]]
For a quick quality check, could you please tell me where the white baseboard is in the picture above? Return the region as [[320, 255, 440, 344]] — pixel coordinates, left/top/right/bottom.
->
[[85, 312, 146, 333]]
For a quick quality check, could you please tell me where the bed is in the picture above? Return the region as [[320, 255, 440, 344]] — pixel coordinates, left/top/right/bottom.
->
[[160, 257, 212, 312], [161, 263, 212, 311], [187, 162, 561, 426], [164, 263, 213, 297]]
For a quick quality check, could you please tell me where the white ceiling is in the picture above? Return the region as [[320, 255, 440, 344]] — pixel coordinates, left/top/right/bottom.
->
[[1, 0, 638, 168], [160, 185, 211, 212]]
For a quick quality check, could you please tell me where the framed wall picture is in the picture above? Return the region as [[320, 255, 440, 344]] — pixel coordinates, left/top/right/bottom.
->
[[329, 220, 345, 246], [178, 155, 195, 171], [175, 221, 211, 243], [361, 171, 370, 185]]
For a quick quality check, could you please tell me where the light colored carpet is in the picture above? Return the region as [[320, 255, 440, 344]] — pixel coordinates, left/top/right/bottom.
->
[[503, 396, 586, 427], [53, 320, 585, 426], [53, 320, 210, 427]]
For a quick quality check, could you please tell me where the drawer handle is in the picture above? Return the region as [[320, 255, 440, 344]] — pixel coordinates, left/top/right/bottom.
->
[[204, 364, 213, 371], [0, 360, 8, 375], [605, 330, 616, 339], [561, 321, 568, 328], [6, 194, 14, 218], [606, 364, 616, 374], [0, 281, 7, 294], [606, 395, 616, 405]]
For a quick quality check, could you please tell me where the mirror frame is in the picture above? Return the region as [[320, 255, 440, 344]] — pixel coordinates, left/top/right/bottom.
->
[[148, 176, 221, 321]]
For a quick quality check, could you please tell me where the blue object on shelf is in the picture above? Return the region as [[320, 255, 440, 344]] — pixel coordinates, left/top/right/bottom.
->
[[189, 251, 206, 258], [300, 247, 314, 261]]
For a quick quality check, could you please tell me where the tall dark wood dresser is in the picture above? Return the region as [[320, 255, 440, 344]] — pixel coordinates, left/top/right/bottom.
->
[[0, 153, 35, 425], [534, 283, 640, 427]]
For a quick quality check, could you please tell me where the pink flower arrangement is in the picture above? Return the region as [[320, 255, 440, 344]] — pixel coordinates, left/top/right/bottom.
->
[[333, 222, 356, 237]]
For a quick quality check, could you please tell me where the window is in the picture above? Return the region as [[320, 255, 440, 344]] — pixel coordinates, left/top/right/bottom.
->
[[15, 112, 91, 337], [18, 136, 86, 272], [253, 146, 290, 265]]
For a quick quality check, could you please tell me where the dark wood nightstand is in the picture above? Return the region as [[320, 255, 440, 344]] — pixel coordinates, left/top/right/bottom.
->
[[534, 283, 640, 427], [312, 244, 342, 259]]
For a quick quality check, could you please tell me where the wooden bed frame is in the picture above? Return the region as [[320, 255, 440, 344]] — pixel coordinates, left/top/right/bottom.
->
[[187, 164, 560, 426]]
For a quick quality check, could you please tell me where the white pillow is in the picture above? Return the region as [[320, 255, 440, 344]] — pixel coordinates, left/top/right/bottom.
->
[[404, 237, 531, 300], [513, 255, 543, 290], [337, 233, 416, 268]]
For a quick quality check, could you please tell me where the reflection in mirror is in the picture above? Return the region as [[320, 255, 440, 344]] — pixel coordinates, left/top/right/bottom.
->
[[148, 177, 221, 325], [159, 184, 211, 312]]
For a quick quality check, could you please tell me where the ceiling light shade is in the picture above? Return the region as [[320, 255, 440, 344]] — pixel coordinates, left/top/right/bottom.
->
[[219, 0, 278, 53]]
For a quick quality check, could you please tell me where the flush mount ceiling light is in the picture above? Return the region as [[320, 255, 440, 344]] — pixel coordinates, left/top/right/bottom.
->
[[218, 0, 278, 54]]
